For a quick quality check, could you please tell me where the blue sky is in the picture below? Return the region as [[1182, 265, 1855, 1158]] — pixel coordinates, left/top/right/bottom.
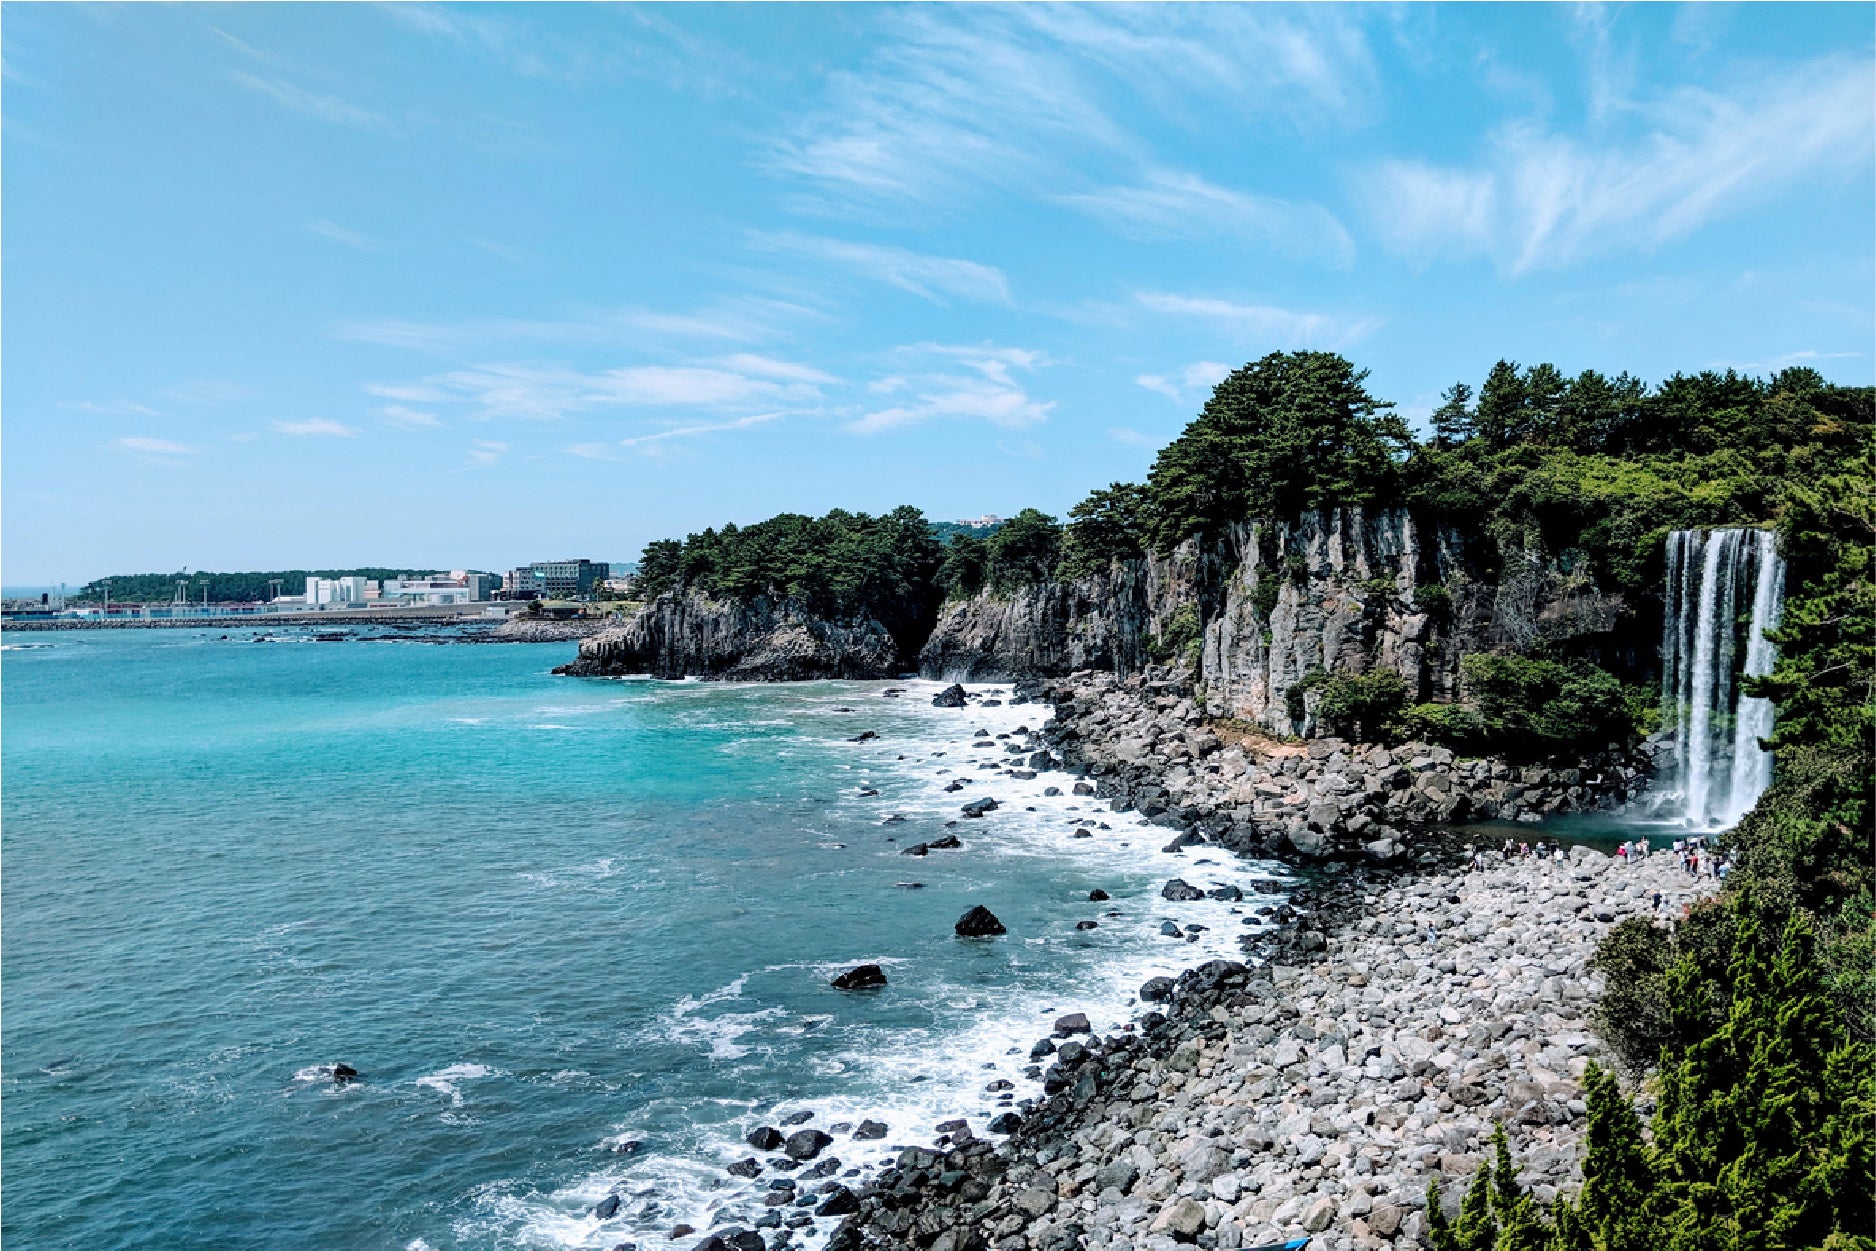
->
[[4, 3, 1872, 584]]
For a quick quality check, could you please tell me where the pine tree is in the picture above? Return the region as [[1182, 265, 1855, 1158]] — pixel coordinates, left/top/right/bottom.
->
[[1431, 381, 1477, 448], [1576, 1064, 1657, 1251]]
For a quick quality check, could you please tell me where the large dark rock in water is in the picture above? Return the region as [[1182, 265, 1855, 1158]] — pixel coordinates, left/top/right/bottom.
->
[[1160, 878, 1206, 901], [784, 1128, 834, 1160], [830, 963, 888, 990], [954, 905, 1007, 937], [988, 1111, 1022, 1134], [851, 1118, 889, 1140], [931, 683, 968, 707], [331, 1063, 359, 1083], [592, 1194, 621, 1219], [816, 1186, 861, 1217], [747, 1126, 785, 1151], [1139, 976, 1176, 1002]]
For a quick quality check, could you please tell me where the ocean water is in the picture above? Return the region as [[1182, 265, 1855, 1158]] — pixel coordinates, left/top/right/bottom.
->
[[2, 628, 1290, 1250]]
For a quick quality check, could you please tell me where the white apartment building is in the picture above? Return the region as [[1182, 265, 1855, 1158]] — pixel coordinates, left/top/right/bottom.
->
[[304, 576, 370, 605]]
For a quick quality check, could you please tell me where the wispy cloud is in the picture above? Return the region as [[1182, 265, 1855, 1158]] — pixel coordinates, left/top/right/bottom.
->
[[766, 6, 1374, 218], [229, 71, 393, 132], [1107, 427, 1160, 448], [851, 344, 1052, 434], [1135, 360, 1232, 403], [273, 418, 358, 438], [466, 439, 508, 465], [114, 436, 197, 457], [308, 219, 382, 250], [381, 405, 444, 429], [461, 233, 529, 264], [381, 357, 835, 422], [753, 232, 1011, 304], [1062, 170, 1353, 264], [618, 411, 788, 448], [1136, 293, 1383, 348], [334, 298, 814, 353], [1361, 54, 1876, 275], [64, 399, 161, 416]]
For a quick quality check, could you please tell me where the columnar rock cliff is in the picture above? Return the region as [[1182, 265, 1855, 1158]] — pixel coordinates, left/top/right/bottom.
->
[[563, 507, 1634, 721], [920, 506, 1631, 736], [555, 592, 900, 680]]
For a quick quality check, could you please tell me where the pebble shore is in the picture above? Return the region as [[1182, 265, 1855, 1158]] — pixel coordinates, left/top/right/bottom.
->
[[816, 843, 1712, 1251]]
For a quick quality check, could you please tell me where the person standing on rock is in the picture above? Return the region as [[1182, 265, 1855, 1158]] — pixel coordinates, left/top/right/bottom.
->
[[1617, 842, 1628, 865]]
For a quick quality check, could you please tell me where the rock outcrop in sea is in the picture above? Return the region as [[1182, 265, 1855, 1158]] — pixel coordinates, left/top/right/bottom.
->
[[555, 591, 901, 680]]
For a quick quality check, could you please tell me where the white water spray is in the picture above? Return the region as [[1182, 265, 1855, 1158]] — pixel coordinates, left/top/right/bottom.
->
[[1658, 528, 1785, 829]]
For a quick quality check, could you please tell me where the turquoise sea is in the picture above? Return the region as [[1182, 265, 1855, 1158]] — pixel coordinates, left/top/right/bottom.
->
[[2, 629, 1289, 1250]]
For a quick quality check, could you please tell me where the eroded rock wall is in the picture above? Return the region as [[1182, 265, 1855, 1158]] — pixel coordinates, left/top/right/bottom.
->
[[920, 507, 1631, 736], [556, 592, 900, 681]]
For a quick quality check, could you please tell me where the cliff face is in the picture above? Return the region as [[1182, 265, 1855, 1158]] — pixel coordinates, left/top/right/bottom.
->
[[556, 592, 900, 680], [920, 506, 1632, 736]]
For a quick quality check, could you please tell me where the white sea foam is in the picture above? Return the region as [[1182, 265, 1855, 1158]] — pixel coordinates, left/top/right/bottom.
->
[[453, 678, 1293, 1250], [416, 1062, 500, 1108]]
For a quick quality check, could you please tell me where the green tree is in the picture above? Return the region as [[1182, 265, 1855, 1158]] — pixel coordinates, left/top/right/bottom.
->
[[982, 508, 1062, 595], [1144, 351, 1411, 549], [1431, 381, 1477, 448], [936, 534, 987, 600], [1059, 482, 1148, 577]]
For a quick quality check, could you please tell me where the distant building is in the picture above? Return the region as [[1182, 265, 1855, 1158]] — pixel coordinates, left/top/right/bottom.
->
[[378, 571, 493, 605], [601, 574, 637, 596], [954, 514, 1004, 529], [305, 576, 369, 605], [507, 559, 607, 599]]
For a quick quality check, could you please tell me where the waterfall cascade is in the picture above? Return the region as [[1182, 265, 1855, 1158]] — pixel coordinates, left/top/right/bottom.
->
[[1659, 528, 1785, 829]]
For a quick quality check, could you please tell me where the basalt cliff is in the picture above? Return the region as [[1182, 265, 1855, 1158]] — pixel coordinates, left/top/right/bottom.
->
[[564, 507, 1642, 731]]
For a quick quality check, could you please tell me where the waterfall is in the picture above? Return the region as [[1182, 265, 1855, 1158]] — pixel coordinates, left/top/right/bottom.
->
[[1659, 528, 1785, 829]]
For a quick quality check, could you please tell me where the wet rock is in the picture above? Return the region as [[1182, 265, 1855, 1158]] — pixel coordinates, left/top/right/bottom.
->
[[784, 1128, 833, 1161], [593, 1194, 621, 1219], [901, 843, 930, 856], [1160, 878, 1206, 902], [332, 1063, 359, 1083], [1075, 920, 1099, 930], [1139, 976, 1175, 1002], [960, 798, 999, 818], [747, 1126, 785, 1151], [1087, 889, 1110, 902], [851, 1119, 889, 1140], [988, 1112, 1022, 1134], [1053, 1012, 1091, 1035], [927, 834, 963, 850], [954, 905, 1007, 937], [849, 731, 879, 743], [830, 964, 888, 991], [726, 1158, 763, 1178], [1206, 884, 1243, 901], [931, 684, 968, 708], [816, 1186, 860, 1217]]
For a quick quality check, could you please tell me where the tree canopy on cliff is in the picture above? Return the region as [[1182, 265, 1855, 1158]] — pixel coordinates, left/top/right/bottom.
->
[[631, 506, 944, 651], [1142, 351, 1413, 550]]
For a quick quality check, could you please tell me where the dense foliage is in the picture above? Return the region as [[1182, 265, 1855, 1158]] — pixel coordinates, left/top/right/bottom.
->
[[631, 506, 945, 657], [73, 569, 436, 604], [1141, 351, 1412, 550], [1430, 429, 1875, 1248]]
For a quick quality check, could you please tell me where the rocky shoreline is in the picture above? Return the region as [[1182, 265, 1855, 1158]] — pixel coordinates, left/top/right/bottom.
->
[[1036, 668, 1651, 863], [808, 840, 1710, 1251], [650, 677, 1704, 1251]]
